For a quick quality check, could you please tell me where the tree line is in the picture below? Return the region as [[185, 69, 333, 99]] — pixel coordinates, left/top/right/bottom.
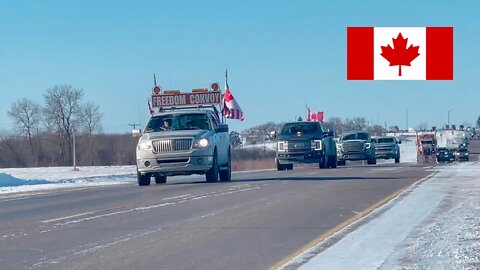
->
[[0, 84, 138, 168]]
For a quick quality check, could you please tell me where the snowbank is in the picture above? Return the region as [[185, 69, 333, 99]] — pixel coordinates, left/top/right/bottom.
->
[[0, 166, 137, 194], [285, 162, 480, 269]]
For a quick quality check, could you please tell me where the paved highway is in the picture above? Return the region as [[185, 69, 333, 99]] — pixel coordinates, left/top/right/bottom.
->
[[1, 140, 478, 270]]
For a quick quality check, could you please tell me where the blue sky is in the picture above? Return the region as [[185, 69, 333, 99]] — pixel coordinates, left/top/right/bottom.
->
[[0, 0, 479, 133]]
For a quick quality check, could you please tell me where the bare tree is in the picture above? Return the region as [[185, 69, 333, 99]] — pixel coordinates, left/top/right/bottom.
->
[[43, 85, 84, 165], [78, 102, 103, 165], [8, 98, 41, 165]]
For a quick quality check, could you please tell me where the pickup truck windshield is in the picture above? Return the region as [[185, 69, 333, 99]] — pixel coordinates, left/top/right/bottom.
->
[[281, 123, 323, 135], [145, 113, 211, 133], [342, 133, 369, 141], [375, 138, 395, 143]]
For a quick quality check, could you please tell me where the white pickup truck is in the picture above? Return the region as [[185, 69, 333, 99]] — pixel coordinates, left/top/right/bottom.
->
[[134, 89, 231, 186]]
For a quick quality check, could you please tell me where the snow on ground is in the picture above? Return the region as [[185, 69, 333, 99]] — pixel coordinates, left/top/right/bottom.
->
[[285, 161, 480, 270], [0, 166, 137, 194]]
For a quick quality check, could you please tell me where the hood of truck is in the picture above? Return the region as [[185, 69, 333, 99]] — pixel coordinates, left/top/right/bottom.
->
[[141, 130, 210, 141], [277, 134, 323, 141]]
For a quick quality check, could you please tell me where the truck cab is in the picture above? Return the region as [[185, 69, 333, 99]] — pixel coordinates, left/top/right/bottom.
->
[[274, 122, 337, 170], [134, 87, 231, 186]]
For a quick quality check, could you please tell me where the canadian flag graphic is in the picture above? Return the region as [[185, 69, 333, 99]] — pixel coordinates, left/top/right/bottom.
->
[[347, 27, 453, 80]]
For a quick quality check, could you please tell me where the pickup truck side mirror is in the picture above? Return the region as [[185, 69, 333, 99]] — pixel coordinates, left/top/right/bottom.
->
[[398, 140, 402, 144], [132, 129, 142, 138], [270, 131, 277, 139], [215, 124, 229, 133]]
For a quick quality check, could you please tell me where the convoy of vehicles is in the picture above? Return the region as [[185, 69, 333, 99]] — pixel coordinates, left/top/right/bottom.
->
[[134, 80, 473, 184], [273, 122, 337, 170], [336, 131, 376, 166], [134, 86, 231, 186]]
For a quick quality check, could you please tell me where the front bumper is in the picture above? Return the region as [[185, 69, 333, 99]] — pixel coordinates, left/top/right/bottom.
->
[[276, 150, 324, 165], [375, 150, 398, 159], [338, 151, 370, 161], [136, 147, 214, 176]]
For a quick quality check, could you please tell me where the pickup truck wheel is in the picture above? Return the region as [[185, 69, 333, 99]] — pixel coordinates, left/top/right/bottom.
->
[[395, 156, 400, 163], [276, 160, 285, 171], [137, 172, 151, 186], [286, 164, 293, 170], [337, 160, 346, 166], [319, 157, 327, 169], [329, 155, 337, 168], [206, 152, 219, 183], [155, 175, 167, 184], [219, 157, 232, 182]]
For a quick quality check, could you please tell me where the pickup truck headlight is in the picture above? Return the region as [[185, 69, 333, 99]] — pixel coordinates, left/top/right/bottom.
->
[[311, 140, 322, 150], [194, 138, 210, 148], [277, 141, 288, 151], [138, 141, 152, 150], [336, 144, 343, 151], [365, 143, 371, 149]]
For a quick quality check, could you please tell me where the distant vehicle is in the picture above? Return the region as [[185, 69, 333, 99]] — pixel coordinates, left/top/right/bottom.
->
[[456, 148, 469, 161], [336, 131, 376, 166], [273, 122, 337, 170], [373, 136, 401, 163], [437, 148, 455, 162], [133, 86, 231, 186], [416, 132, 437, 163]]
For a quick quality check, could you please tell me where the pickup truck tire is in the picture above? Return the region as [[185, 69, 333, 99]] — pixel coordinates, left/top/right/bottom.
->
[[206, 151, 219, 183], [276, 160, 286, 171], [319, 157, 327, 169], [286, 164, 293, 170], [155, 175, 167, 184], [219, 155, 232, 182], [328, 155, 337, 168], [137, 172, 151, 186], [395, 155, 400, 163], [367, 157, 377, 165], [337, 160, 346, 166]]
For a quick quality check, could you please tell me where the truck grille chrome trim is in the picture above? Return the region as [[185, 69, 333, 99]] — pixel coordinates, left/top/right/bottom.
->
[[342, 142, 364, 152], [152, 139, 193, 153]]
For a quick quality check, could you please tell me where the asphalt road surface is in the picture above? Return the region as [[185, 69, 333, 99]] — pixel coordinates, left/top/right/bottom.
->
[[1, 140, 478, 270]]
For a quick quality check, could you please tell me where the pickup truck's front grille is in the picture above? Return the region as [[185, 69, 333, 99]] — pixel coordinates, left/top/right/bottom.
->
[[286, 142, 310, 150], [342, 142, 364, 152], [376, 145, 393, 151], [152, 139, 193, 153]]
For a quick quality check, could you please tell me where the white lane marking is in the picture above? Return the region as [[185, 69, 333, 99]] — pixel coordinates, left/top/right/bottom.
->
[[58, 202, 175, 225], [162, 194, 191, 201], [54, 184, 267, 227], [40, 212, 95, 223]]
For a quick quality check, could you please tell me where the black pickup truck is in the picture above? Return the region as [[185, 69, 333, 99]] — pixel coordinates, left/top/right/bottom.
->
[[274, 121, 337, 170]]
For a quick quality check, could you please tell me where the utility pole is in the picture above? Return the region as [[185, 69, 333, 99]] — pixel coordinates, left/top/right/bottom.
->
[[129, 123, 141, 130], [406, 109, 409, 131], [72, 126, 79, 171]]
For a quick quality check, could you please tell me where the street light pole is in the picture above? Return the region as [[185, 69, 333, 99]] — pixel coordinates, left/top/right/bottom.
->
[[448, 109, 453, 128], [73, 126, 79, 171]]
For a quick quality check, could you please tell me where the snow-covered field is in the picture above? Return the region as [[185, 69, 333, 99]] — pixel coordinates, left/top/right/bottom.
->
[[0, 139, 418, 195], [283, 161, 480, 270], [0, 166, 137, 194]]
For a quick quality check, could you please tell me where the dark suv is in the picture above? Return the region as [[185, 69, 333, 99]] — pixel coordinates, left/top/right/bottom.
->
[[337, 131, 376, 166], [274, 122, 337, 170]]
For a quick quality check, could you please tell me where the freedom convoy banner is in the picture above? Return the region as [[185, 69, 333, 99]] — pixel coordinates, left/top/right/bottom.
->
[[347, 27, 453, 80], [151, 91, 221, 108]]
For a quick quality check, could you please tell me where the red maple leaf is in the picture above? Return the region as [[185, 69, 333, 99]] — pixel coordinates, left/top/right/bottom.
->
[[380, 33, 420, 76]]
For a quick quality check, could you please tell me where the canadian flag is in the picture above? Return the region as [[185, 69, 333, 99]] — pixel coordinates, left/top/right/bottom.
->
[[222, 70, 245, 121], [347, 27, 453, 80], [307, 108, 324, 123]]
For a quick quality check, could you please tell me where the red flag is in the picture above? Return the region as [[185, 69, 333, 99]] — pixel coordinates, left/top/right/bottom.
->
[[222, 70, 245, 121], [317, 111, 324, 123], [307, 107, 324, 123], [347, 27, 453, 80]]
